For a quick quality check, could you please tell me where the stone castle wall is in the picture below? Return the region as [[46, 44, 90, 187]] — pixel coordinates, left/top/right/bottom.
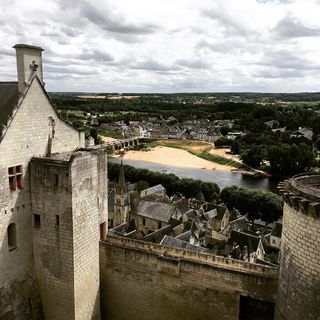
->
[[0, 78, 83, 319], [275, 175, 320, 320], [30, 150, 107, 320], [100, 235, 278, 320]]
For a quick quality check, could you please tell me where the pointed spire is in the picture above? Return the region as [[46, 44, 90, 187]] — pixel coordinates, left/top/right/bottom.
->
[[116, 160, 127, 192], [196, 190, 206, 203]]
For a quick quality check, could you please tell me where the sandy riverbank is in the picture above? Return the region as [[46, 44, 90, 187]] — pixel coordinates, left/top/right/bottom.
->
[[114, 146, 233, 171]]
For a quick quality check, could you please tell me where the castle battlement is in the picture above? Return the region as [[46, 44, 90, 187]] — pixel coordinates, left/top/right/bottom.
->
[[278, 173, 320, 219]]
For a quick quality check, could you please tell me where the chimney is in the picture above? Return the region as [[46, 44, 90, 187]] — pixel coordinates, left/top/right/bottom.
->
[[13, 44, 44, 94]]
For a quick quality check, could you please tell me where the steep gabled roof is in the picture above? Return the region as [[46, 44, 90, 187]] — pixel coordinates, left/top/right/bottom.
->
[[0, 82, 18, 138], [131, 198, 181, 222], [228, 230, 260, 253], [160, 235, 209, 254], [271, 222, 282, 238], [0, 75, 81, 143]]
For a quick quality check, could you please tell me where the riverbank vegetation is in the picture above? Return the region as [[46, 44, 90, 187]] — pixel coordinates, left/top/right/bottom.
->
[[220, 185, 283, 224], [108, 162, 220, 201]]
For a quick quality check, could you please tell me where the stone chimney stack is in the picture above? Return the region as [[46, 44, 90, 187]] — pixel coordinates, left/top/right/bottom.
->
[[13, 44, 44, 94]]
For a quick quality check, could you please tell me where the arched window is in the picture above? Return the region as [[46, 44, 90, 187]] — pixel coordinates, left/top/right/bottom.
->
[[7, 223, 17, 251]]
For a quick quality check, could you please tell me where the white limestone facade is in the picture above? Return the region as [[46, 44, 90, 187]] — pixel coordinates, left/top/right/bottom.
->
[[0, 44, 90, 319]]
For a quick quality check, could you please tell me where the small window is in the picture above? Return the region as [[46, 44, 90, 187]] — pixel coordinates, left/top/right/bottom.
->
[[54, 174, 59, 186], [100, 222, 106, 240], [143, 218, 146, 226], [16, 175, 22, 189], [9, 176, 16, 191], [158, 222, 162, 229], [8, 165, 23, 190], [7, 223, 17, 251], [55, 215, 60, 226], [33, 214, 41, 227]]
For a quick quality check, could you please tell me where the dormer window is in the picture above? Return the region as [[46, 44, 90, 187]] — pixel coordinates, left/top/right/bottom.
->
[[8, 165, 23, 191]]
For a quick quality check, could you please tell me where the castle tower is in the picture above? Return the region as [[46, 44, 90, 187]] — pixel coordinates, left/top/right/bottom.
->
[[30, 150, 108, 320], [114, 160, 131, 225], [13, 44, 44, 94], [275, 173, 320, 320]]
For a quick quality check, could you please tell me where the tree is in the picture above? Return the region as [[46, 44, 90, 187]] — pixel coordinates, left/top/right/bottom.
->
[[220, 186, 283, 224], [135, 180, 149, 192], [220, 127, 229, 136], [268, 143, 313, 175], [241, 146, 265, 168], [231, 140, 241, 154]]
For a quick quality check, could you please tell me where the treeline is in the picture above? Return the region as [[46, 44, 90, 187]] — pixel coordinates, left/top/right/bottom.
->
[[220, 186, 283, 224], [108, 162, 220, 201]]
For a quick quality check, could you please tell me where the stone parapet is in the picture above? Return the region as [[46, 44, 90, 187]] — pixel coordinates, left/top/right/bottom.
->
[[278, 173, 320, 219], [104, 235, 278, 279]]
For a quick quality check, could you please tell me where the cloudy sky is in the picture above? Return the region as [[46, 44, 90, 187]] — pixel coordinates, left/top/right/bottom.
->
[[0, 0, 320, 92]]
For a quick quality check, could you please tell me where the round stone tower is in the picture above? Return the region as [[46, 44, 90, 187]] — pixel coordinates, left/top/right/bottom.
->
[[275, 173, 320, 320]]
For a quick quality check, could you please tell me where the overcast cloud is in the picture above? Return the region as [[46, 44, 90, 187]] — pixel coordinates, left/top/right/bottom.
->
[[0, 0, 320, 92]]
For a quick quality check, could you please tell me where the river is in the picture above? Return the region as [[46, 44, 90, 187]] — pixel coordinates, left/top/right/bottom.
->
[[110, 158, 280, 193]]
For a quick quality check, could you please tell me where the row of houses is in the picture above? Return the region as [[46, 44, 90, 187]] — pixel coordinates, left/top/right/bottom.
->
[[101, 118, 235, 142]]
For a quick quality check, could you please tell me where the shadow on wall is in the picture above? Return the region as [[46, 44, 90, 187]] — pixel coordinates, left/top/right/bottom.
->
[[0, 170, 43, 319]]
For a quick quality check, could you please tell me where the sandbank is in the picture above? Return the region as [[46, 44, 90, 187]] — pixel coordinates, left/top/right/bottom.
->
[[114, 146, 233, 171]]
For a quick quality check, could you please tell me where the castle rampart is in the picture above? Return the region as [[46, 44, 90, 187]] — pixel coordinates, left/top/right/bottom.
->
[[100, 235, 278, 320], [275, 173, 320, 320]]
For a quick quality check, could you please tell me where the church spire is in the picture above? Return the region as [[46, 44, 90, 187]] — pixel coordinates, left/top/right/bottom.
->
[[116, 160, 127, 192]]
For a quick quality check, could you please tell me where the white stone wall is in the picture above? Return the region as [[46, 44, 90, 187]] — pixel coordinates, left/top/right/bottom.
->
[[30, 150, 107, 320], [72, 151, 107, 320], [276, 202, 320, 320], [31, 159, 75, 320], [0, 77, 84, 318]]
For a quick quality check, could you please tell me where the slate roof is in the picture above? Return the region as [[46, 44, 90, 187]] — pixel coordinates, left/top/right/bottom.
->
[[183, 209, 197, 220], [160, 235, 209, 254], [142, 225, 172, 243], [172, 197, 188, 213], [175, 230, 192, 241], [264, 120, 279, 128], [141, 184, 165, 196], [271, 222, 282, 238], [0, 82, 19, 139], [131, 198, 181, 222], [222, 215, 248, 235], [204, 206, 227, 221], [228, 230, 260, 252], [291, 127, 313, 140]]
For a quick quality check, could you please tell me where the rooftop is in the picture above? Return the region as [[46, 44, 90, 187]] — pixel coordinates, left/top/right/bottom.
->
[[13, 44, 44, 51], [0, 82, 18, 139], [141, 184, 166, 196], [160, 235, 209, 254], [131, 198, 181, 222]]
